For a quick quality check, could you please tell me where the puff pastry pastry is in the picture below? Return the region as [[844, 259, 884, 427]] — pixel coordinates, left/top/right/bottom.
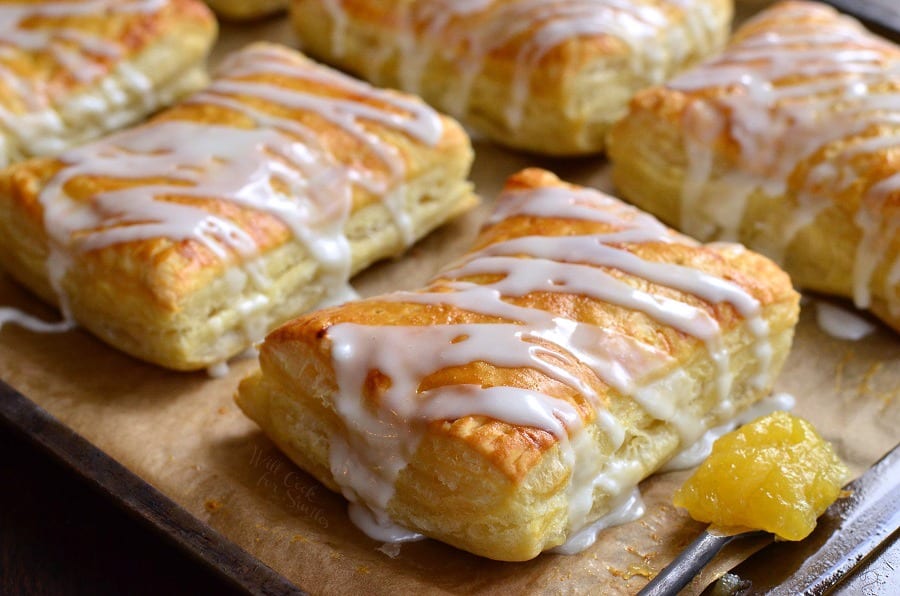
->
[[0, 43, 476, 370], [608, 0, 900, 332], [236, 168, 800, 561], [289, 0, 733, 156], [0, 0, 217, 167], [205, 0, 287, 20]]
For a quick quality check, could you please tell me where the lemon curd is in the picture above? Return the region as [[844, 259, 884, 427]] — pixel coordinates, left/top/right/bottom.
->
[[673, 411, 849, 541]]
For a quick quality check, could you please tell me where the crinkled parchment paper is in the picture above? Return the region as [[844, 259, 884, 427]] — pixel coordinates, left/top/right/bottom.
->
[[1, 8, 898, 595]]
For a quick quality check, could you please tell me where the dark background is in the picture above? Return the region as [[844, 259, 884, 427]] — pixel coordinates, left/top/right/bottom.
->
[[0, 424, 244, 596]]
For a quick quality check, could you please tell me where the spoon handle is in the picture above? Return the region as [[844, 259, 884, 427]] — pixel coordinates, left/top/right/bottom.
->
[[637, 530, 752, 596]]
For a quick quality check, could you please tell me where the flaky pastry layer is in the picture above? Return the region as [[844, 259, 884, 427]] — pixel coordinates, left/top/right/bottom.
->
[[0, 43, 476, 370], [237, 168, 799, 560], [0, 0, 217, 166], [289, 0, 733, 155], [608, 0, 900, 332]]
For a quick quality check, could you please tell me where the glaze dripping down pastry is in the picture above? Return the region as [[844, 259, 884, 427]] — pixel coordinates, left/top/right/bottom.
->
[[0, 0, 217, 167], [289, 0, 733, 155], [0, 43, 476, 370], [609, 0, 900, 332], [236, 168, 800, 561]]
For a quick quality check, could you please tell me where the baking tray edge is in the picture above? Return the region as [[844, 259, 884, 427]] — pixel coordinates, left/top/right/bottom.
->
[[0, 378, 306, 596]]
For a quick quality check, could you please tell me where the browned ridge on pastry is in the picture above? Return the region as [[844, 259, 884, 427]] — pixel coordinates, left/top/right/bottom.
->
[[289, 0, 733, 155], [0, 42, 476, 370], [0, 0, 217, 166], [237, 168, 799, 561], [609, 0, 900, 332]]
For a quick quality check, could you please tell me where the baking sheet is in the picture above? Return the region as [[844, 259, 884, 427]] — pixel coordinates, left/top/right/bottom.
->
[[1, 5, 899, 594]]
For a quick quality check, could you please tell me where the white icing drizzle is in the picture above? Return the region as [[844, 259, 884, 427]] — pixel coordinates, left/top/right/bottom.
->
[[24, 45, 443, 361], [0, 0, 167, 163], [204, 344, 262, 378], [322, 182, 773, 552], [320, 0, 349, 58], [206, 361, 231, 379], [661, 391, 796, 472], [0, 306, 76, 334], [348, 503, 425, 544], [551, 487, 645, 554], [669, 1, 900, 317], [238, 345, 260, 360], [319, 0, 721, 131], [815, 300, 876, 340]]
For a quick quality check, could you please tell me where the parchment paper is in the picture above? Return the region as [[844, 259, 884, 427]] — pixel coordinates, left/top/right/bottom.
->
[[1, 6, 898, 595]]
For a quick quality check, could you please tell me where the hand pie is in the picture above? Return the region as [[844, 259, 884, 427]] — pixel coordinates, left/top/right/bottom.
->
[[0, 43, 476, 371], [608, 0, 900, 332], [205, 0, 287, 20], [288, 0, 734, 156], [0, 0, 217, 167], [236, 168, 800, 561]]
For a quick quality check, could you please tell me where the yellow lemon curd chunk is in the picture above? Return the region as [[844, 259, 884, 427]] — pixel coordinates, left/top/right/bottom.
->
[[673, 411, 849, 541]]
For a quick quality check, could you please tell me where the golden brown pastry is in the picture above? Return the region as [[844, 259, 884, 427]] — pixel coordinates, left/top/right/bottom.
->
[[0, 43, 476, 371], [205, 0, 287, 20], [0, 0, 217, 167], [289, 0, 734, 156], [236, 168, 800, 561], [608, 0, 900, 332]]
